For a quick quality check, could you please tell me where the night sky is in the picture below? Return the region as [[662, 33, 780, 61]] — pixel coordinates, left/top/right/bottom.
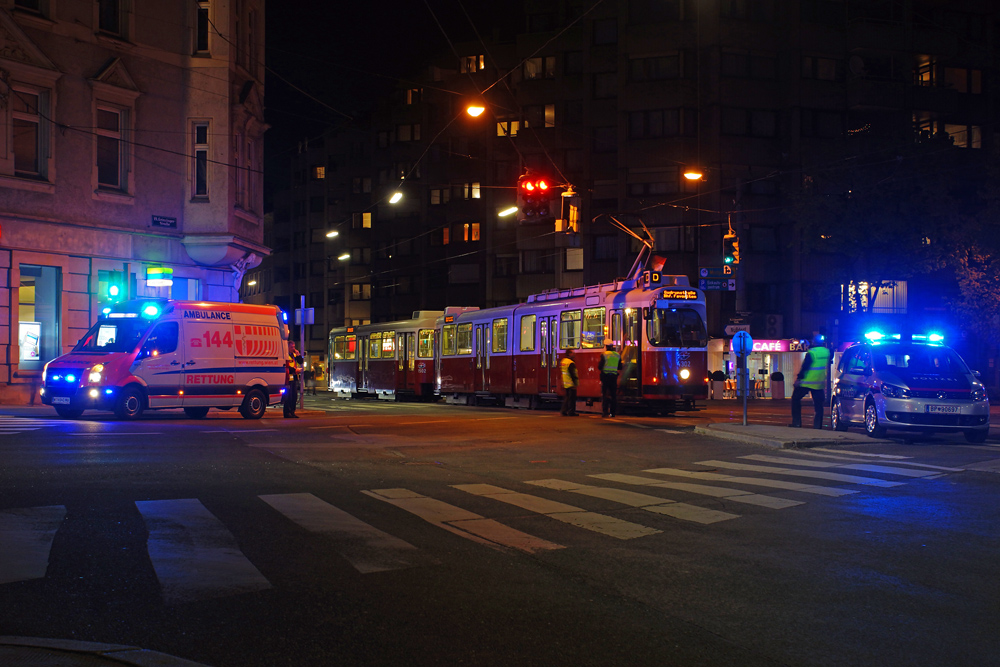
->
[[263, 0, 524, 202]]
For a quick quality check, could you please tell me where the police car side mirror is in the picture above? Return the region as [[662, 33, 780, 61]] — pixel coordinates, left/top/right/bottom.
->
[[863, 366, 873, 377], [973, 370, 982, 379]]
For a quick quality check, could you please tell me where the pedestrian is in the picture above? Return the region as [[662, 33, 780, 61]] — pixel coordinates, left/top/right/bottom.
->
[[560, 348, 579, 416], [284, 341, 303, 418], [304, 367, 315, 396], [789, 333, 830, 429], [598, 341, 621, 417]]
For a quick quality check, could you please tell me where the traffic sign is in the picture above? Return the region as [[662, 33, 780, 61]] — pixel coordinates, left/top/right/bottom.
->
[[698, 278, 736, 291], [732, 331, 754, 355], [725, 324, 751, 336], [699, 266, 735, 279]]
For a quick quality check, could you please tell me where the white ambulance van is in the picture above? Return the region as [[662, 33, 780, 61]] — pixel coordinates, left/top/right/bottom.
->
[[40, 299, 289, 420]]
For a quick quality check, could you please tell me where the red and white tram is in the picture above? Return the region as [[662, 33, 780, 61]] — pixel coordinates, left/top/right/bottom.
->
[[327, 268, 709, 413], [328, 311, 445, 400]]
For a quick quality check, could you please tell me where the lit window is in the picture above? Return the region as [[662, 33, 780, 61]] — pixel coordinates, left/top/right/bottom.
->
[[497, 120, 520, 137], [460, 55, 485, 73], [406, 88, 422, 104], [492, 319, 508, 353], [464, 223, 480, 242], [313, 165, 326, 179]]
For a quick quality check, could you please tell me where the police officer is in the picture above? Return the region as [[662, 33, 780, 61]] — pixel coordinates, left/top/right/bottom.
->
[[789, 333, 830, 429], [598, 342, 621, 417], [284, 341, 304, 418], [560, 349, 579, 416]]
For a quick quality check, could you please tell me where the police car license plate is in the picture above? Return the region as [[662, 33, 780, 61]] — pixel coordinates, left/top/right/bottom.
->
[[926, 405, 959, 414], [52, 397, 70, 405]]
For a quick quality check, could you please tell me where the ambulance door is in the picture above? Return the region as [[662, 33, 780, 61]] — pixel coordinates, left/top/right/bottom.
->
[[183, 318, 237, 407], [133, 321, 184, 408]]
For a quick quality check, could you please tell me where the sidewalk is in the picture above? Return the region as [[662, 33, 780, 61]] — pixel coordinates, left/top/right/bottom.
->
[[697, 422, 911, 449], [0, 636, 210, 666]]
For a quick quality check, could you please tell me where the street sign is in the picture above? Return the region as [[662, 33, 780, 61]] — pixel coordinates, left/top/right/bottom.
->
[[698, 278, 736, 291], [732, 331, 754, 355], [295, 308, 315, 325], [725, 324, 751, 336], [699, 266, 735, 279]]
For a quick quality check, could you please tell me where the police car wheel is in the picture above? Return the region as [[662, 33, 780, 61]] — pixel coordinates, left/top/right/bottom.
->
[[965, 429, 989, 444], [831, 400, 848, 432], [114, 387, 145, 420], [864, 402, 886, 438], [240, 389, 267, 420], [54, 406, 83, 419]]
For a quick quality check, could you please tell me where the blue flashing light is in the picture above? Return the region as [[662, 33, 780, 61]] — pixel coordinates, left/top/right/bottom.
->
[[66, 374, 77, 382], [105, 388, 114, 395], [864, 331, 884, 342], [102, 307, 112, 315], [141, 303, 161, 318], [282, 311, 288, 323], [928, 333, 944, 343]]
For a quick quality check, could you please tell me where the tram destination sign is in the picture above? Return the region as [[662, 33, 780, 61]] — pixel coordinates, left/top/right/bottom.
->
[[698, 277, 736, 291]]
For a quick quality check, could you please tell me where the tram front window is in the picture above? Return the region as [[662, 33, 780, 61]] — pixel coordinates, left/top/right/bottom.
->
[[647, 308, 707, 348]]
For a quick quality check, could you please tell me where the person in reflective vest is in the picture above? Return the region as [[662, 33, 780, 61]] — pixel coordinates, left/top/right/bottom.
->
[[789, 334, 831, 429], [560, 349, 579, 416], [284, 341, 304, 419], [598, 342, 622, 417]]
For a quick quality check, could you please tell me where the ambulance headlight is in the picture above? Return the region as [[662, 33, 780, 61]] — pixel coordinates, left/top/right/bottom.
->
[[89, 389, 100, 398], [88, 364, 105, 383], [679, 368, 691, 380]]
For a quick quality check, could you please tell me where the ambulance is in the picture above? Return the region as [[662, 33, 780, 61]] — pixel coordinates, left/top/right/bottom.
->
[[40, 299, 289, 420]]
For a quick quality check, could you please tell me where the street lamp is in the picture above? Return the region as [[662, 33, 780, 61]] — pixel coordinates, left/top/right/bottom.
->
[[337, 252, 350, 261], [325, 230, 339, 238], [498, 206, 518, 217]]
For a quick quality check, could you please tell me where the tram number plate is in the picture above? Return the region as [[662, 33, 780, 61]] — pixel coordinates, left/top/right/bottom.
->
[[926, 405, 959, 414], [52, 396, 71, 405]]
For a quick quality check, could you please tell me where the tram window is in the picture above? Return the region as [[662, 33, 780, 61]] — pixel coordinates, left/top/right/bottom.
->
[[582, 307, 605, 348], [333, 336, 345, 360], [456, 323, 473, 354], [382, 330, 396, 358], [560, 309, 581, 349], [492, 318, 508, 353], [442, 325, 457, 355], [611, 312, 622, 343], [519, 314, 536, 351], [646, 308, 708, 348], [345, 335, 357, 360], [418, 329, 435, 358], [369, 332, 382, 359]]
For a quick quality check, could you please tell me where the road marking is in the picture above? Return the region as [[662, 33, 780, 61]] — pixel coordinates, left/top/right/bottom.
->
[[740, 455, 938, 478], [657, 429, 685, 434], [775, 450, 965, 472], [810, 448, 910, 459], [136, 498, 271, 604], [363, 488, 563, 554], [231, 429, 278, 433], [587, 474, 802, 509], [643, 468, 857, 497], [67, 432, 163, 436], [525, 479, 738, 524], [395, 420, 452, 425], [453, 483, 661, 539], [0, 505, 66, 585], [694, 460, 905, 487], [259, 493, 429, 573]]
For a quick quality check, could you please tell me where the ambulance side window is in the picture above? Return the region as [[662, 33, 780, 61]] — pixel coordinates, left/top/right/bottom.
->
[[143, 322, 179, 356]]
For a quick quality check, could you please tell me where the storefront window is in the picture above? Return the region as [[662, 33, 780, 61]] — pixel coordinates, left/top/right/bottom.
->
[[19, 264, 60, 370]]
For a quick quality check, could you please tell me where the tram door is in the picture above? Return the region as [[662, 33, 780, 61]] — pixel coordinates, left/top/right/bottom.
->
[[620, 309, 642, 399], [474, 323, 490, 391], [398, 333, 415, 392], [538, 316, 559, 393], [358, 335, 369, 392]]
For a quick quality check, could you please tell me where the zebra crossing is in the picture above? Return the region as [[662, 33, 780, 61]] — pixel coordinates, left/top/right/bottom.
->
[[0, 450, 965, 604], [0, 416, 77, 435]]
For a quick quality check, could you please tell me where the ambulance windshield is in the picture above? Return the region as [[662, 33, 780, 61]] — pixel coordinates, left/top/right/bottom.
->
[[73, 319, 152, 354]]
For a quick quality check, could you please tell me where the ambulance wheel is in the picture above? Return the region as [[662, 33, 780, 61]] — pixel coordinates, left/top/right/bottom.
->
[[54, 407, 84, 419], [114, 386, 145, 420], [240, 389, 267, 419], [183, 407, 210, 419]]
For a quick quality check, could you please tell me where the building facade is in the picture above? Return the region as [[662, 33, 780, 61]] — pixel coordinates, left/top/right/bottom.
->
[[257, 0, 1000, 386], [0, 0, 267, 403]]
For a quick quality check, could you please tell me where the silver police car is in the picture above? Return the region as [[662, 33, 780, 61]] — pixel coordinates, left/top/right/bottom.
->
[[830, 335, 990, 442]]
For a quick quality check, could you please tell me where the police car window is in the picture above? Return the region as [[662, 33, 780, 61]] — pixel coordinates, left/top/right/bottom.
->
[[872, 345, 967, 374], [145, 322, 178, 355], [845, 350, 866, 374]]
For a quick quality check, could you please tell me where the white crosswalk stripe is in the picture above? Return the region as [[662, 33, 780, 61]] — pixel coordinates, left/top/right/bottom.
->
[[453, 483, 662, 539], [739, 454, 939, 478], [136, 498, 272, 604], [0, 506, 66, 585], [260, 492, 433, 573], [694, 460, 907, 487], [588, 473, 804, 509], [642, 467, 858, 497], [0, 417, 79, 434]]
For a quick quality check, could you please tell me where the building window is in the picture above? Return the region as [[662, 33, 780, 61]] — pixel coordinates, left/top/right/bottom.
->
[[629, 55, 680, 81], [593, 72, 617, 98], [312, 165, 325, 179], [97, 0, 125, 37], [353, 212, 372, 228], [593, 126, 617, 153], [406, 88, 422, 104], [442, 227, 450, 245], [18, 264, 60, 371], [430, 188, 450, 205], [96, 105, 129, 190], [15, 0, 44, 13], [195, 2, 210, 53], [12, 87, 49, 180], [462, 182, 481, 199], [497, 119, 520, 137], [524, 56, 556, 80], [628, 109, 696, 138], [460, 55, 485, 73], [721, 108, 777, 137], [722, 52, 776, 79], [802, 56, 844, 82], [396, 124, 421, 142], [944, 67, 983, 94], [566, 248, 584, 271], [593, 18, 617, 45], [594, 235, 617, 261], [525, 105, 556, 128], [463, 223, 480, 242], [192, 121, 209, 197], [801, 109, 843, 138]]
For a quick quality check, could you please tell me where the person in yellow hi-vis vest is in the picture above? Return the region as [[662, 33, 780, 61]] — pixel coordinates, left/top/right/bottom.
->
[[789, 333, 830, 429], [560, 349, 579, 416], [598, 342, 622, 417]]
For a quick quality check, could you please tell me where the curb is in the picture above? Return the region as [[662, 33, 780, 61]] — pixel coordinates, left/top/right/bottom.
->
[[0, 636, 211, 666], [693, 425, 798, 449], [692, 424, 885, 449]]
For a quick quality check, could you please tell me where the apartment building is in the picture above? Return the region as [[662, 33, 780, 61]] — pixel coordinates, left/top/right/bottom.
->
[[0, 0, 267, 403]]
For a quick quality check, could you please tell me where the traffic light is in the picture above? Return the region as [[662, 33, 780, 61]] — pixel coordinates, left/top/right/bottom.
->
[[723, 233, 740, 265], [517, 173, 554, 222]]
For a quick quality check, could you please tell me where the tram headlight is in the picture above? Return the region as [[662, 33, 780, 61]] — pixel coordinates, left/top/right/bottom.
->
[[679, 368, 691, 380]]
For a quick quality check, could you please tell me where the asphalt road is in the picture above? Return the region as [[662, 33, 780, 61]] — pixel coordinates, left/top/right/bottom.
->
[[1, 397, 998, 666]]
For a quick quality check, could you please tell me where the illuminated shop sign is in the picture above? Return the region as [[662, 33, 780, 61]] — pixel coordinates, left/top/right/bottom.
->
[[728, 339, 795, 352]]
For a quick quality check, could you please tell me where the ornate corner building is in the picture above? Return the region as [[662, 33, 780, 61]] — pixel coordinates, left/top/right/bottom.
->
[[0, 0, 267, 404]]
